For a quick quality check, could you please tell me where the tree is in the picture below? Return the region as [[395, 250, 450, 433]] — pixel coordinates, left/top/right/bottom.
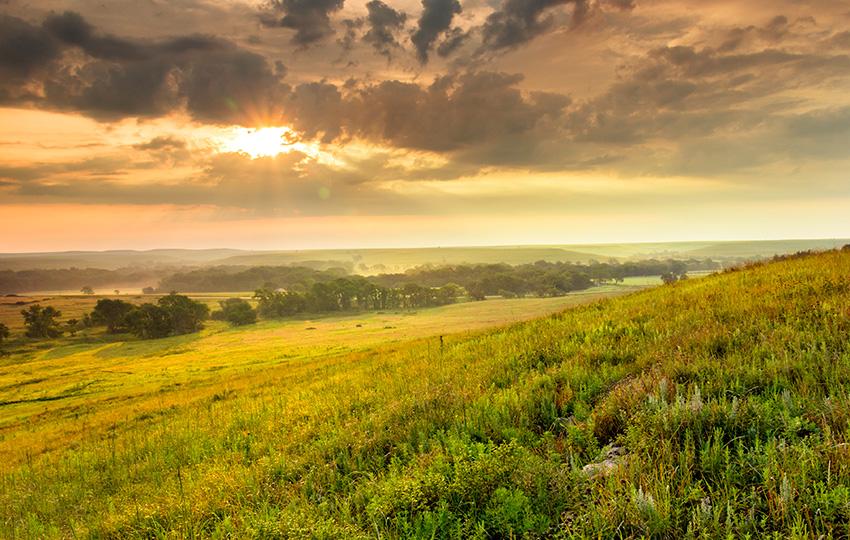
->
[[91, 298, 134, 333], [142, 286, 155, 295], [65, 319, 79, 337], [81, 286, 94, 295], [468, 284, 486, 301], [21, 305, 63, 338], [253, 288, 306, 318], [214, 298, 257, 326], [0, 323, 9, 351], [157, 293, 210, 334], [661, 272, 678, 285], [124, 304, 171, 339]]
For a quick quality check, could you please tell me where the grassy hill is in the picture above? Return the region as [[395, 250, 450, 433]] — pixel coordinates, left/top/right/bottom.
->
[[2, 249, 850, 538]]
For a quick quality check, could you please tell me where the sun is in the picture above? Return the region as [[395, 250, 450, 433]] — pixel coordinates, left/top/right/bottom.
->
[[224, 126, 300, 158]]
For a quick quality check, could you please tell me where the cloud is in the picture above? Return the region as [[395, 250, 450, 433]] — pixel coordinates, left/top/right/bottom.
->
[[411, 0, 462, 63], [2, 148, 426, 218], [0, 15, 63, 100], [436, 27, 470, 57], [1, 11, 286, 124], [261, 0, 345, 47], [481, 0, 583, 50], [281, 71, 571, 155], [132, 136, 187, 151], [481, 0, 634, 51], [363, 0, 408, 56]]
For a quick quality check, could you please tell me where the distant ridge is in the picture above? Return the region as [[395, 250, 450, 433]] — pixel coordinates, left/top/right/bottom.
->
[[1, 239, 847, 272]]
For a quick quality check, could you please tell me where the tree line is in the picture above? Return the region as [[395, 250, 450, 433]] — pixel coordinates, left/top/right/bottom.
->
[[0, 267, 171, 295], [368, 258, 716, 298], [13, 293, 210, 342], [157, 265, 348, 294], [251, 278, 464, 318], [0, 257, 723, 296]]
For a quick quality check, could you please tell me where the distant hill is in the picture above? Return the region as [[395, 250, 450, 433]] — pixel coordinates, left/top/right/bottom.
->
[[1, 239, 846, 273], [0, 249, 244, 271], [211, 246, 601, 274]]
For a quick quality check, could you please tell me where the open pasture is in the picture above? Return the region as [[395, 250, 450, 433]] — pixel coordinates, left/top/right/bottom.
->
[[0, 292, 627, 473]]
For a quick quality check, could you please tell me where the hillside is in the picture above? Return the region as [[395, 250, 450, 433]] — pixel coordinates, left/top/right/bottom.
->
[[2, 249, 850, 538]]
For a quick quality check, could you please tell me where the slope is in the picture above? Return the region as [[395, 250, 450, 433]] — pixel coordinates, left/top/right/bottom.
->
[[3, 249, 850, 539]]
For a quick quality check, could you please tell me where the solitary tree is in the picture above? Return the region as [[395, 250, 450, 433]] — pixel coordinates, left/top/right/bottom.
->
[[81, 286, 94, 295], [141, 286, 155, 295], [21, 305, 63, 338]]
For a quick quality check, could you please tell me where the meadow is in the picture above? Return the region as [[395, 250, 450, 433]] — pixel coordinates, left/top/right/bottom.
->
[[2, 250, 849, 538]]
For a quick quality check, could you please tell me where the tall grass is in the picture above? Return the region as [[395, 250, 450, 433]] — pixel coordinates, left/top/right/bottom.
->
[[2, 250, 850, 538]]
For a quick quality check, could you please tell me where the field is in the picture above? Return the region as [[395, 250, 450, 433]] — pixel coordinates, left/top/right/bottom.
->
[[0, 292, 632, 472], [2, 250, 850, 538]]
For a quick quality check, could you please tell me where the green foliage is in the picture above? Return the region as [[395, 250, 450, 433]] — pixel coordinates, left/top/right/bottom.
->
[[20, 304, 63, 338], [253, 288, 307, 317], [90, 298, 134, 332], [123, 293, 210, 338], [661, 271, 678, 284], [0, 322, 9, 349], [157, 292, 210, 335], [251, 278, 459, 319], [123, 303, 171, 339], [213, 298, 257, 326]]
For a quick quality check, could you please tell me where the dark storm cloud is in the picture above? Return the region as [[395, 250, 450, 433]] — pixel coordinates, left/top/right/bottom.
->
[[285, 82, 346, 143], [0, 15, 62, 100], [179, 48, 285, 124], [481, 0, 633, 50], [261, 0, 345, 47], [282, 71, 571, 154], [337, 18, 364, 52], [436, 27, 470, 57], [411, 0, 462, 63], [363, 0, 408, 56], [482, 0, 584, 50], [0, 11, 285, 124]]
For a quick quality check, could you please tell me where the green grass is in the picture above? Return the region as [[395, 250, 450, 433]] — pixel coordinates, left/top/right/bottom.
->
[[1, 250, 850, 539]]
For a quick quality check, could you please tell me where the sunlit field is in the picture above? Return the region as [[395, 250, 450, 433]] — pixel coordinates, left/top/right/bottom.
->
[[0, 292, 630, 473], [2, 251, 849, 538]]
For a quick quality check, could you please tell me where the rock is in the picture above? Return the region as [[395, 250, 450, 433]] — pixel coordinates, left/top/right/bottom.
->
[[582, 444, 629, 477]]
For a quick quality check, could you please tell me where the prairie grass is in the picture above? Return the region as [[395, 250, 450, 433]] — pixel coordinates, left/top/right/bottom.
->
[[1, 251, 849, 539]]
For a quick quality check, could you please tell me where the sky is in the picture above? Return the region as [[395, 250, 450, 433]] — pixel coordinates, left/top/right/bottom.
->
[[1, 0, 849, 252]]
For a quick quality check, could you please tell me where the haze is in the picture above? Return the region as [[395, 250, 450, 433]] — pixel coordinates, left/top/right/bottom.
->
[[1, 0, 848, 252]]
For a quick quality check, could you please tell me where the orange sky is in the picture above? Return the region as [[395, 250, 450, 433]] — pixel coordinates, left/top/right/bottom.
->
[[1, 0, 849, 252]]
